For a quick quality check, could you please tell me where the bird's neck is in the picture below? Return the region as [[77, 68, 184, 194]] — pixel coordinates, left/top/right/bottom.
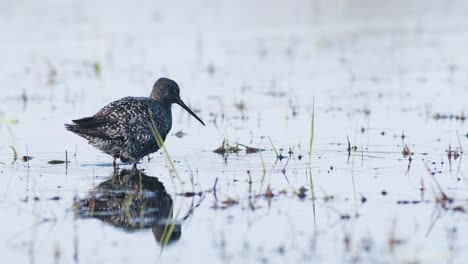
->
[[151, 96, 171, 108], [161, 101, 172, 113], [164, 104, 173, 132]]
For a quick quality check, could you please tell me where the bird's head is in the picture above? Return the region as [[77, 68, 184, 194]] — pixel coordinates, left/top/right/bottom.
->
[[151, 77, 205, 126]]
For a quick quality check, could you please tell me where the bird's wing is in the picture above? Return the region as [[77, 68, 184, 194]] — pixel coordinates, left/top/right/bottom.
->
[[66, 97, 148, 142], [67, 116, 117, 138], [81, 97, 150, 138]]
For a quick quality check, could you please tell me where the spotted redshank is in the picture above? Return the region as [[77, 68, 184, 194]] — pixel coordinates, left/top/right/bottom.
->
[[65, 77, 205, 167]]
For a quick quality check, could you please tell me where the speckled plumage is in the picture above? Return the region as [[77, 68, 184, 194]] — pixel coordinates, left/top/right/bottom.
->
[[65, 77, 205, 166]]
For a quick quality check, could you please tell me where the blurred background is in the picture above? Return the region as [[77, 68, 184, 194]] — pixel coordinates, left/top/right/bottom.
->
[[1, 0, 467, 150]]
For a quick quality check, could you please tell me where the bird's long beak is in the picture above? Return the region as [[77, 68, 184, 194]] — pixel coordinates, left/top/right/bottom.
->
[[177, 99, 205, 126]]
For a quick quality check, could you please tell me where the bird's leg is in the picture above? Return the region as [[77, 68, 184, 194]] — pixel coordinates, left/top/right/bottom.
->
[[112, 157, 120, 176], [136, 168, 143, 183], [112, 167, 119, 179]]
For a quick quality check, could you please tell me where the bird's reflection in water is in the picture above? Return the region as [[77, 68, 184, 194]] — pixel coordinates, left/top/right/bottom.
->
[[74, 168, 181, 244]]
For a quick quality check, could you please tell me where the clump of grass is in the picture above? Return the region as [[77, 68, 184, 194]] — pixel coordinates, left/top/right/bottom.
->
[[213, 139, 261, 155], [213, 139, 239, 155]]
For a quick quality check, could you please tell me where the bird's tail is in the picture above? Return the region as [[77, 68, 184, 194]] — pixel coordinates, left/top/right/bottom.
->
[[65, 123, 76, 131]]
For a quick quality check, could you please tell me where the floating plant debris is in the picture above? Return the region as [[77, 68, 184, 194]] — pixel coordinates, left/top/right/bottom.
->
[[213, 139, 261, 155], [433, 113, 465, 121], [22, 156, 33, 161], [48, 160, 66, 164]]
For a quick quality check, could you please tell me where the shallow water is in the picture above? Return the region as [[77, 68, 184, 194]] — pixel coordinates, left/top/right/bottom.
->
[[1, 0, 467, 263]]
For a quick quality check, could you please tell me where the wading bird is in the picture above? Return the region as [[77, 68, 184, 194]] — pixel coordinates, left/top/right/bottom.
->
[[66, 77, 205, 167]]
